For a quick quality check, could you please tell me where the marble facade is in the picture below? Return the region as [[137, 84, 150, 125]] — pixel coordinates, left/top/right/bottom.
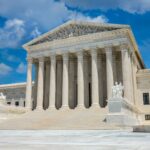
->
[[1, 20, 150, 128], [23, 21, 144, 112]]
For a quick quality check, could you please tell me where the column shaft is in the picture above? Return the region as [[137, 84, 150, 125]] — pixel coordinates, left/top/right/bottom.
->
[[25, 58, 32, 110], [106, 47, 114, 100], [62, 53, 69, 107], [121, 47, 133, 102], [77, 51, 84, 107], [91, 50, 99, 106], [49, 55, 56, 109], [36, 57, 44, 110]]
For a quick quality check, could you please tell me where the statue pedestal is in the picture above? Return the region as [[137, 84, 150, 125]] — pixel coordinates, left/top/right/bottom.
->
[[106, 98, 139, 126]]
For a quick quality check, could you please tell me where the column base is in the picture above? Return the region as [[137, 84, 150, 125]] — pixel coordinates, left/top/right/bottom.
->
[[61, 105, 70, 110], [35, 106, 43, 111], [47, 106, 57, 111], [76, 105, 86, 110], [90, 103, 100, 109]]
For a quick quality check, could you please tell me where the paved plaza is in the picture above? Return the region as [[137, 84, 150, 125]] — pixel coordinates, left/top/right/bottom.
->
[[0, 130, 149, 150]]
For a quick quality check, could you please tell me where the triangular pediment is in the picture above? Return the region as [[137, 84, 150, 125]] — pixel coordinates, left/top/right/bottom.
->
[[24, 20, 129, 47]]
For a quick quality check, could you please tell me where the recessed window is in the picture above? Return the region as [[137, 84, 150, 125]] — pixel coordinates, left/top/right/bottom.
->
[[145, 114, 150, 120], [15, 101, 19, 106], [7, 102, 11, 105], [143, 93, 150, 105]]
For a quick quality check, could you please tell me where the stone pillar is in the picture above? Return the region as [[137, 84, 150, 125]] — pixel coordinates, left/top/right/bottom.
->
[[77, 51, 84, 108], [121, 45, 133, 102], [25, 58, 33, 110], [62, 53, 69, 108], [36, 57, 44, 110], [49, 55, 56, 109], [106, 47, 114, 100], [91, 50, 99, 107]]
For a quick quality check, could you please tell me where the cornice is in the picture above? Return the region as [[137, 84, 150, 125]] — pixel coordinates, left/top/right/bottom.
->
[[0, 82, 34, 89], [23, 20, 129, 48], [28, 29, 128, 52]]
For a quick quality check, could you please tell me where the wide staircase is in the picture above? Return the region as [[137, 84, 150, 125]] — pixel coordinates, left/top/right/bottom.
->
[[0, 107, 124, 130]]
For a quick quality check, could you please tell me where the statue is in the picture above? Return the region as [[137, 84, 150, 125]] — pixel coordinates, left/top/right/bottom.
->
[[0, 92, 6, 105], [0, 92, 6, 100], [112, 82, 124, 98]]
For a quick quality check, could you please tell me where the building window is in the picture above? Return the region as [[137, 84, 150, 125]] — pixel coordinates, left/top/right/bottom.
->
[[143, 93, 150, 105], [7, 102, 11, 105], [145, 115, 150, 120], [15, 101, 19, 106]]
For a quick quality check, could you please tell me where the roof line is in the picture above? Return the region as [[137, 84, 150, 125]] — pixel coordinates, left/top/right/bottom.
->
[[23, 20, 130, 49]]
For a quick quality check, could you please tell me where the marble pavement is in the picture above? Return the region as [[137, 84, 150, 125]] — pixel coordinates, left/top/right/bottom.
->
[[0, 130, 150, 150]]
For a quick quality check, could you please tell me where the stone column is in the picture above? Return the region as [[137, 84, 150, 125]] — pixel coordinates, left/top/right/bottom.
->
[[62, 53, 69, 108], [91, 50, 99, 107], [25, 58, 33, 110], [121, 45, 133, 102], [77, 51, 84, 108], [106, 47, 114, 100], [49, 55, 56, 109], [36, 57, 44, 110]]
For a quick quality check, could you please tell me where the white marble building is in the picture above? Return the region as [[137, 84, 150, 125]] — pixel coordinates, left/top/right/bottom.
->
[[24, 21, 143, 110], [1, 20, 150, 128]]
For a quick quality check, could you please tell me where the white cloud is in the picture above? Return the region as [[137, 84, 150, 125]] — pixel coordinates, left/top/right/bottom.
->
[[1, 50, 21, 62], [61, 0, 150, 14], [31, 26, 41, 38], [0, 19, 25, 48], [69, 13, 108, 23], [0, 0, 108, 32], [0, 0, 72, 30], [16, 63, 26, 74], [0, 0, 109, 49], [0, 63, 12, 75]]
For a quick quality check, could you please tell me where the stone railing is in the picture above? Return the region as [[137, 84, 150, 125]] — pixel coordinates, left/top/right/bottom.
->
[[106, 97, 141, 126]]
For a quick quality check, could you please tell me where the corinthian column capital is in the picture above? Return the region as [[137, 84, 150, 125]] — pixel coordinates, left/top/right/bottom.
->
[[105, 47, 112, 53], [38, 57, 45, 62], [91, 49, 97, 57], [50, 54, 56, 60], [77, 51, 83, 60], [62, 53, 69, 61], [120, 44, 129, 52]]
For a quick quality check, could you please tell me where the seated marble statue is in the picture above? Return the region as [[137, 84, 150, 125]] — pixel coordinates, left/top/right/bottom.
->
[[112, 82, 124, 98]]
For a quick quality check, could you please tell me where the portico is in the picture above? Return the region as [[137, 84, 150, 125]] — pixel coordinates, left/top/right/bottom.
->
[[25, 47, 133, 111], [24, 20, 144, 111]]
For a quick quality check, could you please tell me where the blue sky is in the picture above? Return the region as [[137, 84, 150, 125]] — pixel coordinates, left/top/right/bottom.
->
[[0, 0, 150, 84]]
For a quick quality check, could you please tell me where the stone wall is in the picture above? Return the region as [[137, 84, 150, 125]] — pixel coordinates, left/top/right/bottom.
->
[[0, 83, 34, 107], [136, 69, 150, 122]]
